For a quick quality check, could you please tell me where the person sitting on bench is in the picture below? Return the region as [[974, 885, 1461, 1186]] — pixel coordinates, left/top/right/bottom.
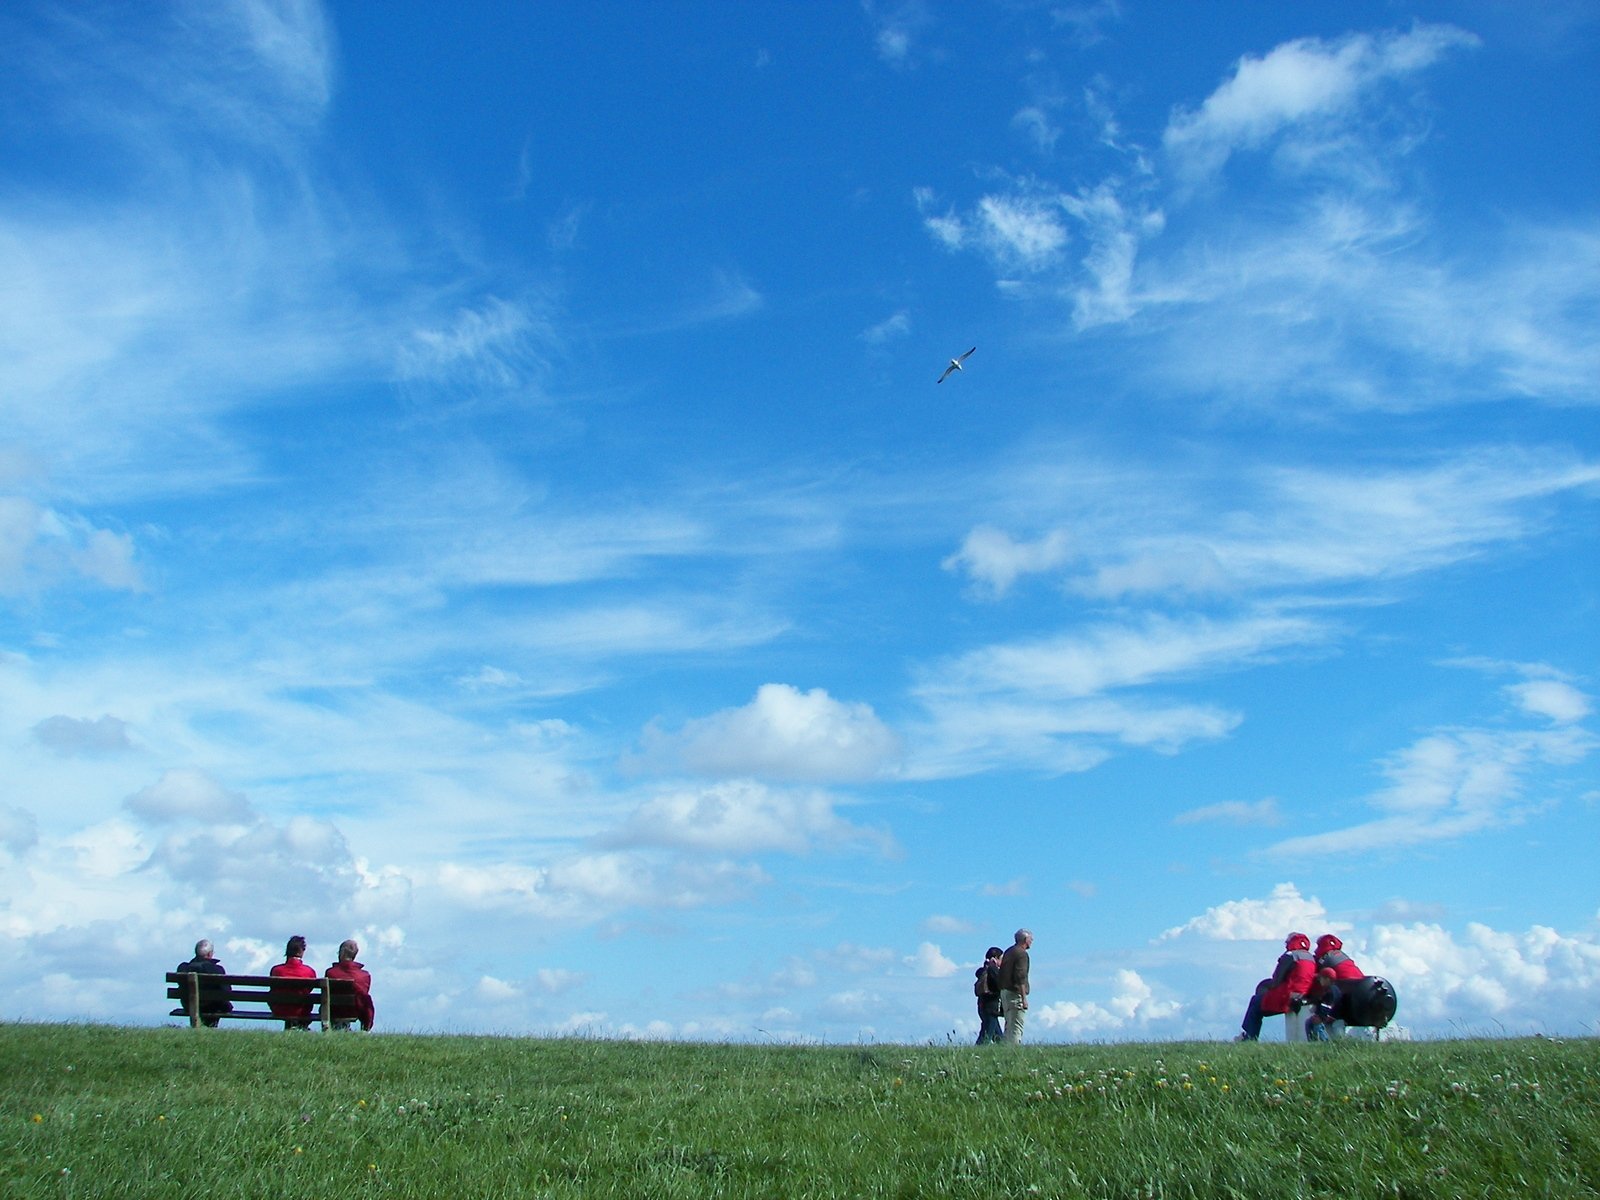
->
[[1236, 931, 1317, 1041], [268, 935, 318, 1030], [175, 938, 233, 1028], [1314, 934, 1365, 981], [326, 939, 376, 1032]]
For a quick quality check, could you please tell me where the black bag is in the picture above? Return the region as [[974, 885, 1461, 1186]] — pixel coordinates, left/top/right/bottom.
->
[[974, 969, 995, 999], [1342, 976, 1398, 1029]]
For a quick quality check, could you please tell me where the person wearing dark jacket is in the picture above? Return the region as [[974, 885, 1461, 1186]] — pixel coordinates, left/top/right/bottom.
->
[[973, 946, 1003, 1045], [1303, 968, 1351, 1040], [175, 938, 233, 1027], [326, 939, 376, 1032]]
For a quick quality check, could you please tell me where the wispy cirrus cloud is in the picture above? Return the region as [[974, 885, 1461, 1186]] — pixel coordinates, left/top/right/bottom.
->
[[1162, 25, 1480, 185], [1265, 676, 1596, 858]]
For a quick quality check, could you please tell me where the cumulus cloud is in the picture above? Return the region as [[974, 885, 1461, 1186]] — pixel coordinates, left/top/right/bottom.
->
[[1364, 921, 1600, 1030], [33, 714, 134, 757], [635, 684, 902, 782], [1163, 25, 1480, 183], [124, 769, 254, 826], [607, 779, 891, 857], [904, 941, 957, 978], [1158, 882, 1328, 942]]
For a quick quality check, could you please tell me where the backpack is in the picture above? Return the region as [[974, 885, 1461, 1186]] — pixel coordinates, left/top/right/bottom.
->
[[974, 969, 995, 998]]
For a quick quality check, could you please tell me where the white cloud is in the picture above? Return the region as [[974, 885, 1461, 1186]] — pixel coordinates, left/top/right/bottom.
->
[[1163, 25, 1479, 183], [535, 968, 583, 993], [476, 975, 521, 1002], [976, 195, 1068, 271], [0, 499, 143, 596], [924, 914, 972, 935], [904, 941, 957, 978], [1363, 921, 1600, 1029], [608, 779, 889, 857], [636, 684, 902, 782], [921, 612, 1318, 702], [124, 769, 254, 826], [396, 296, 555, 395], [942, 526, 1072, 597], [1158, 882, 1327, 942], [33, 714, 134, 757], [1173, 797, 1281, 827], [1508, 680, 1591, 725], [1266, 721, 1595, 857], [861, 310, 911, 344]]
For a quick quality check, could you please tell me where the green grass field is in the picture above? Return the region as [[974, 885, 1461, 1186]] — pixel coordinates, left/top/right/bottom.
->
[[3, 1024, 1596, 1198]]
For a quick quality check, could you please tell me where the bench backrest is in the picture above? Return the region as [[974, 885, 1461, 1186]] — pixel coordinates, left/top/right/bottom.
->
[[166, 972, 358, 1029]]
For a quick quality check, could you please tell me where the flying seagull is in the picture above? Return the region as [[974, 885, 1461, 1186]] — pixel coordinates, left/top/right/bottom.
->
[[937, 346, 977, 383]]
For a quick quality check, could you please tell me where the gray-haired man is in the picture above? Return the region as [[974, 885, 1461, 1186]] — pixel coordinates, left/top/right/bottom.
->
[[997, 928, 1033, 1044]]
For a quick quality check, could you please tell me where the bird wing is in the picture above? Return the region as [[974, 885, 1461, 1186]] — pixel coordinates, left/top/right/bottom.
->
[[959, 346, 977, 361], [936, 364, 955, 383]]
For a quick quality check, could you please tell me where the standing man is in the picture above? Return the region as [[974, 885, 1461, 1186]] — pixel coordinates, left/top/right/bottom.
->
[[974, 946, 1004, 1045], [997, 928, 1033, 1044], [326, 939, 376, 1032]]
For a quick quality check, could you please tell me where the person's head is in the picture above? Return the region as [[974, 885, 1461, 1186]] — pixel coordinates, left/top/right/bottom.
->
[[338, 939, 360, 963], [1014, 928, 1033, 949], [1285, 932, 1310, 952], [985, 946, 1003, 964], [1315, 933, 1342, 955], [285, 935, 307, 959], [1310, 967, 1337, 996], [194, 939, 214, 960]]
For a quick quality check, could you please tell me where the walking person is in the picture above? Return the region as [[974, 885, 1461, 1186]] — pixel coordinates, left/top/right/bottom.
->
[[997, 929, 1033, 1044], [973, 946, 1004, 1045]]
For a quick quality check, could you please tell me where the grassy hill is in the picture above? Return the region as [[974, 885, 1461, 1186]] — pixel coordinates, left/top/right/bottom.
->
[[3, 1024, 1596, 1198]]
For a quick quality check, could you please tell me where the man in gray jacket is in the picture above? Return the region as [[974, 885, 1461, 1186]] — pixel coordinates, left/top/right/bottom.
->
[[997, 928, 1033, 1044]]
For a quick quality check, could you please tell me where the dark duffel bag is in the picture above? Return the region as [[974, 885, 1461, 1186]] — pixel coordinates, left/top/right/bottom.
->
[[1342, 976, 1398, 1029]]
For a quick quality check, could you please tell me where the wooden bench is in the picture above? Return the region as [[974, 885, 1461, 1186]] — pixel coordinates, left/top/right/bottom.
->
[[166, 972, 358, 1030]]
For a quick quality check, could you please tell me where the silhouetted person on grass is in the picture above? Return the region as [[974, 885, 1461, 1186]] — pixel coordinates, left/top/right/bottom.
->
[[326, 939, 375, 1032], [998, 929, 1033, 1044], [268, 935, 318, 1030], [175, 938, 233, 1027]]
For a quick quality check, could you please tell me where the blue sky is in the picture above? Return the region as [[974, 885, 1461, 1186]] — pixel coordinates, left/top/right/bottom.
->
[[2, 0, 1596, 1041]]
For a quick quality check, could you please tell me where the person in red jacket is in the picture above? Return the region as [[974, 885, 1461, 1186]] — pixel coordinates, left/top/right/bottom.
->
[[1235, 932, 1317, 1041], [268, 935, 318, 1030], [326, 939, 376, 1032], [1314, 934, 1365, 980]]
